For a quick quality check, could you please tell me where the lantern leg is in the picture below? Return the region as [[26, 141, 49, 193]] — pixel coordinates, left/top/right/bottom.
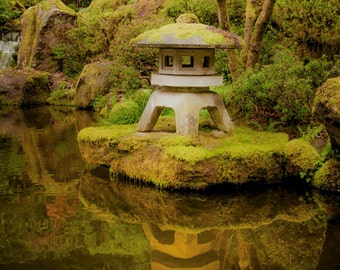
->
[[136, 91, 233, 135], [137, 100, 163, 132]]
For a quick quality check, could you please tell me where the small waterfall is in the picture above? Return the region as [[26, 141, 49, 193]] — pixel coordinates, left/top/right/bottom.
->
[[0, 32, 21, 70]]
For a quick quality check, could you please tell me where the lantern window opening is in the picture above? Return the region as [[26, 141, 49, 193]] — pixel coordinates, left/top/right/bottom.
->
[[181, 55, 194, 68], [164, 55, 173, 68], [203, 56, 210, 68]]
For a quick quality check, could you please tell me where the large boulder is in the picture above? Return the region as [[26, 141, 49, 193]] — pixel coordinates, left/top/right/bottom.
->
[[313, 77, 340, 156], [18, 0, 77, 73], [0, 68, 51, 106], [74, 61, 113, 109]]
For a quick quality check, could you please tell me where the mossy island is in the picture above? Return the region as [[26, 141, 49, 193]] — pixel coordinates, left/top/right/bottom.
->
[[77, 116, 337, 190]]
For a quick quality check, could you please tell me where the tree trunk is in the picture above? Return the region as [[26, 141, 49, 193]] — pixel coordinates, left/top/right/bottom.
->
[[216, 0, 240, 81], [216, 0, 230, 31], [246, 0, 276, 68], [244, 0, 257, 48]]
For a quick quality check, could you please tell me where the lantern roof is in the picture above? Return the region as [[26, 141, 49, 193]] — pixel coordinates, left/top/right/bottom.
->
[[131, 15, 244, 49]]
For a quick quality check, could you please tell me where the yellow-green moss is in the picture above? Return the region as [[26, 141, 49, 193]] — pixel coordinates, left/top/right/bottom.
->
[[77, 125, 136, 144], [131, 22, 244, 48], [313, 159, 340, 191], [78, 124, 290, 188], [284, 139, 321, 176], [40, 0, 76, 15], [176, 13, 199, 24], [313, 76, 340, 110], [165, 145, 214, 163]]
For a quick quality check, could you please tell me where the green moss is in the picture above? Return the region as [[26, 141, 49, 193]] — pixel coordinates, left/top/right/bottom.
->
[[19, 5, 38, 68], [175, 13, 199, 23], [313, 76, 340, 110], [77, 125, 136, 144], [131, 22, 243, 48], [40, 0, 76, 15], [313, 159, 340, 191], [157, 134, 192, 147], [284, 139, 321, 178], [78, 124, 291, 188], [165, 145, 214, 164]]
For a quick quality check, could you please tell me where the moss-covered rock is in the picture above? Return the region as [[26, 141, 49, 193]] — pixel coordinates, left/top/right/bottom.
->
[[0, 68, 51, 106], [313, 76, 340, 156], [78, 123, 291, 189], [18, 0, 77, 73], [313, 159, 340, 191], [284, 139, 321, 179], [74, 61, 114, 109]]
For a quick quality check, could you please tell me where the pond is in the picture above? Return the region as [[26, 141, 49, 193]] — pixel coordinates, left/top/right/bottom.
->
[[0, 107, 339, 270]]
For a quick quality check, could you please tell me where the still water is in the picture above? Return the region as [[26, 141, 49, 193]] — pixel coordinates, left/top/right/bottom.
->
[[0, 107, 339, 270]]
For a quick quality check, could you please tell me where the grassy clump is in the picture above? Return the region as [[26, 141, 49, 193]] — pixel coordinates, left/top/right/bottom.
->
[[107, 89, 152, 125]]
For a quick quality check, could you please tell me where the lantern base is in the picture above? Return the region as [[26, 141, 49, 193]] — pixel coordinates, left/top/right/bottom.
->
[[137, 90, 233, 135]]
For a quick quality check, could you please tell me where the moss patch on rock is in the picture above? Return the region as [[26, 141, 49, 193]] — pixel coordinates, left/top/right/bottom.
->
[[284, 139, 321, 178], [131, 21, 244, 49], [18, 0, 77, 73], [0, 68, 51, 106], [78, 122, 293, 189], [313, 159, 340, 191], [313, 76, 340, 155]]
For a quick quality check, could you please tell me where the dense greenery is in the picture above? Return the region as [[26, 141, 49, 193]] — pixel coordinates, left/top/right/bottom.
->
[[1, 0, 339, 132], [223, 50, 338, 128]]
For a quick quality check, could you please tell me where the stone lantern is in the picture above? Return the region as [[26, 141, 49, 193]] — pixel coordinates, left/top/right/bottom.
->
[[131, 14, 243, 135]]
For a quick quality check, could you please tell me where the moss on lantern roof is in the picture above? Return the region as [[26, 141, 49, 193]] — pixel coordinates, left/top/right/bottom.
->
[[131, 21, 244, 49]]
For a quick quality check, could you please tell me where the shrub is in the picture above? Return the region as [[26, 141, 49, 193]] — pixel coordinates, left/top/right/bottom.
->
[[108, 13, 169, 96], [224, 49, 317, 126], [107, 100, 141, 125], [107, 89, 152, 125], [161, 0, 219, 26]]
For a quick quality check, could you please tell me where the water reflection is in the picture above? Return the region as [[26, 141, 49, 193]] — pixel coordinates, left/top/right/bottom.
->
[[80, 167, 340, 270], [0, 107, 339, 269]]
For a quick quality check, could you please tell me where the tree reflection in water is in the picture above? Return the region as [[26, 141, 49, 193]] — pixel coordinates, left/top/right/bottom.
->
[[81, 167, 339, 270], [0, 108, 339, 269]]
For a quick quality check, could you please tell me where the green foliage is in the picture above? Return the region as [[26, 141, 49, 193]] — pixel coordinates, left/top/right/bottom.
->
[[161, 0, 219, 26], [90, 95, 107, 112], [51, 43, 67, 71], [51, 44, 67, 60], [304, 55, 340, 88], [107, 100, 141, 125], [0, 0, 21, 25], [48, 83, 68, 101], [108, 14, 168, 95], [107, 90, 152, 125], [273, 0, 340, 58], [297, 125, 324, 143], [224, 49, 337, 126]]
